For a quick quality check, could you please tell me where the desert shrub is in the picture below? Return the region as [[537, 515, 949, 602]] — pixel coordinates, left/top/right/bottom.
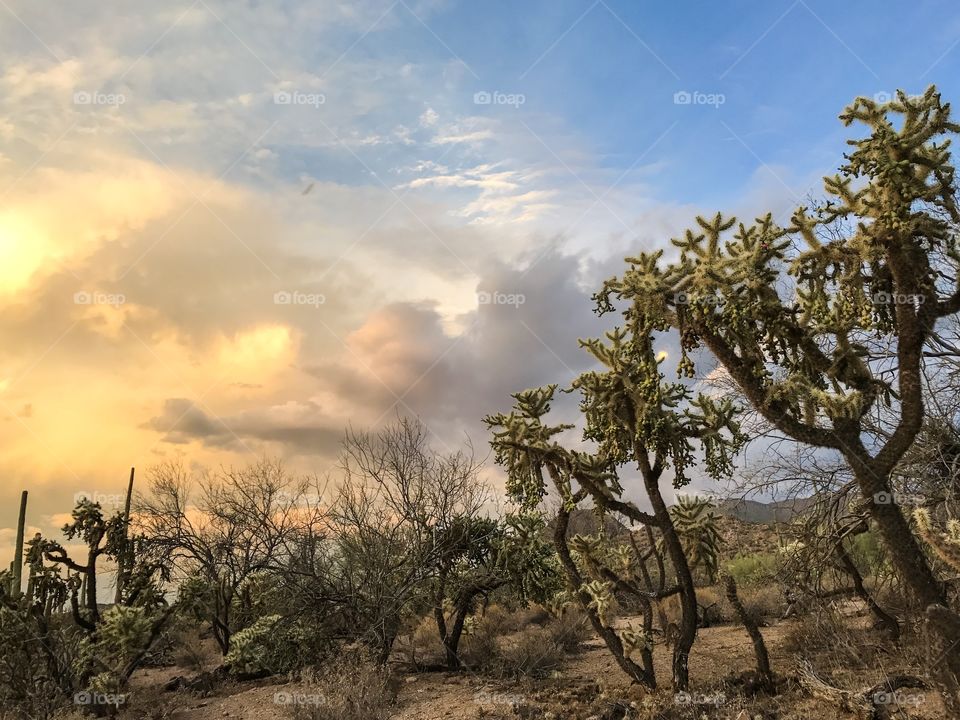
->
[[479, 604, 511, 628], [725, 553, 778, 587], [735, 586, 785, 624], [546, 607, 592, 653], [169, 626, 219, 673], [285, 653, 398, 720], [782, 605, 858, 658], [514, 605, 551, 628], [499, 627, 564, 678], [407, 614, 443, 664], [0, 603, 82, 719], [458, 615, 502, 670], [694, 586, 726, 625], [847, 530, 886, 576]]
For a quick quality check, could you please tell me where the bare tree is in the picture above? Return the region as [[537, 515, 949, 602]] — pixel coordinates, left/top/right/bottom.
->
[[329, 417, 493, 665], [136, 458, 324, 654]]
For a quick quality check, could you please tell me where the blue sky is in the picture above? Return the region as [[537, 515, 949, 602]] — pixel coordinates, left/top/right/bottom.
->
[[2, 0, 960, 535], [271, 0, 960, 204]]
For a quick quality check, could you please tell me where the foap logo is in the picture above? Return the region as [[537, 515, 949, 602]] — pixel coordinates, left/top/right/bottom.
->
[[74, 291, 126, 307], [872, 291, 925, 306], [274, 90, 325, 107], [473, 90, 525, 108], [671, 290, 723, 306], [673, 90, 725, 108], [873, 491, 923, 507], [873, 690, 925, 707], [73, 90, 126, 107], [274, 691, 325, 706], [477, 291, 525, 307], [276, 490, 324, 506], [74, 691, 128, 707], [273, 290, 326, 307], [74, 490, 126, 508], [474, 690, 523, 706], [674, 691, 726, 707], [873, 90, 924, 104]]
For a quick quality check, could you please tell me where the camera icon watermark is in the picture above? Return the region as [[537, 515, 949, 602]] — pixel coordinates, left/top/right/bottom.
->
[[273, 290, 325, 307], [73, 91, 126, 107], [473, 90, 525, 108], [671, 291, 722, 306], [477, 291, 525, 308], [74, 291, 126, 307], [274, 90, 325, 108], [673, 90, 725, 108]]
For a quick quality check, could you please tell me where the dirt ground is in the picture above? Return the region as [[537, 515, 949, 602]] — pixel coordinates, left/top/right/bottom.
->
[[119, 611, 948, 720]]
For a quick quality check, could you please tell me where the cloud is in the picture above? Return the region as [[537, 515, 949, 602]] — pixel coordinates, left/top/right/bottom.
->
[[144, 398, 343, 456], [0, 0, 813, 541]]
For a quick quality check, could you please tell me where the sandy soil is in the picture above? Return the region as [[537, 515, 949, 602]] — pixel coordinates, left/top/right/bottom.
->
[[119, 611, 947, 720]]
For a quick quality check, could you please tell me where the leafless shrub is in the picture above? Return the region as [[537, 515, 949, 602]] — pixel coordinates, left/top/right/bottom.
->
[[546, 607, 592, 653], [499, 627, 563, 678], [285, 654, 397, 720]]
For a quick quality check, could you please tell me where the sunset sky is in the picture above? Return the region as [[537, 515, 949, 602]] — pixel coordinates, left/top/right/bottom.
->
[[3, 0, 960, 549]]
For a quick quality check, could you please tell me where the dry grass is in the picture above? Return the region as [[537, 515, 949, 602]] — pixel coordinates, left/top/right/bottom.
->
[[735, 585, 785, 624], [286, 653, 398, 720], [546, 608, 592, 653], [498, 627, 564, 678], [459, 616, 502, 671]]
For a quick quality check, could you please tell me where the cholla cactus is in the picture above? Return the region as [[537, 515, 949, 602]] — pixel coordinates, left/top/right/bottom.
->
[[619, 624, 653, 659], [585, 87, 960, 699], [224, 614, 283, 676], [914, 509, 960, 572], [669, 496, 722, 583], [581, 580, 615, 625]]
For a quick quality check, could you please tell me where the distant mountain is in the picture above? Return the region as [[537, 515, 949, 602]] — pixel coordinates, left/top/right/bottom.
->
[[714, 496, 818, 524], [544, 497, 816, 542], [550, 507, 631, 539]]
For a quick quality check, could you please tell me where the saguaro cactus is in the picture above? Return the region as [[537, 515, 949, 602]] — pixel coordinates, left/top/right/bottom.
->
[[114, 467, 135, 604], [9, 490, 27, 596]]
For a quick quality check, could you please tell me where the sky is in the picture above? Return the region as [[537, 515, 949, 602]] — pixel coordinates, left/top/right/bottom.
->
[[3, 0, 960, 550]]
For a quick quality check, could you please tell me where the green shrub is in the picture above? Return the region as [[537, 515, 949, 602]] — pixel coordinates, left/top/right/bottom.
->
[[725, 553, 778, 587]]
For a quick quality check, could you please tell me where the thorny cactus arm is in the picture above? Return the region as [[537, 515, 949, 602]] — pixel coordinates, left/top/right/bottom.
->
[[914, 508, 960, 572]]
